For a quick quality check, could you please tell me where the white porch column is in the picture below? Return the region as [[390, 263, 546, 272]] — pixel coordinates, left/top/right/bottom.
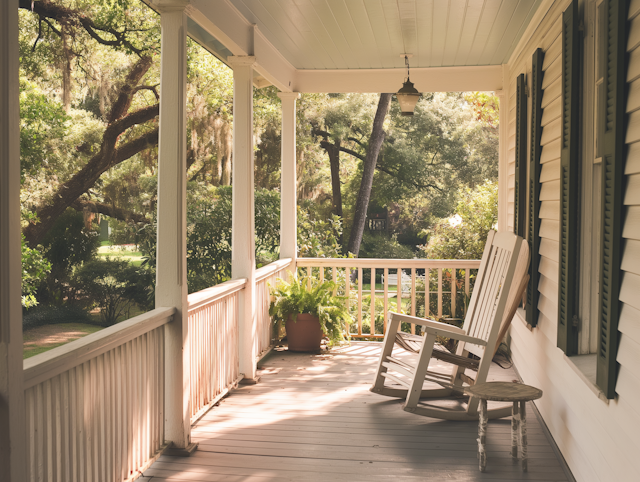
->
[[277, 92, 300, 261], [0, 1, 27, 479], [155, 1, 194, 453], [229, 56, 258, 382], [496, 67, 509, 233]]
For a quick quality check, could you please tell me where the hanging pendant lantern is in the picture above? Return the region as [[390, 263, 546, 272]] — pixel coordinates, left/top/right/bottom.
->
[[396, 55, 420, 116]]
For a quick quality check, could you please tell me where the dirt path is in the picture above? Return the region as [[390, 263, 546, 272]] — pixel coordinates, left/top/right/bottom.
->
[[23, 323, 102, 359]]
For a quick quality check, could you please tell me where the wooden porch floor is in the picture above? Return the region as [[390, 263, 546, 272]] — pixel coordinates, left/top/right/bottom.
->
[[142, 342, 573, 482]]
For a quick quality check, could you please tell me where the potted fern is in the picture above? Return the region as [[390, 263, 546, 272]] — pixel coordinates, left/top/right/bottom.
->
[[269, 273, 351, 352]]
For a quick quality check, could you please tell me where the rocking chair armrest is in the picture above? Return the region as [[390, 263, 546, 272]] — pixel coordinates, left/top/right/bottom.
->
[[421, 325, 487, 346], [390, 312, 466, 334]]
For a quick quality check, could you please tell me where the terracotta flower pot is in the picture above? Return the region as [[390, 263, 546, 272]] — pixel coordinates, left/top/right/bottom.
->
[[285, 313, 324, 352]]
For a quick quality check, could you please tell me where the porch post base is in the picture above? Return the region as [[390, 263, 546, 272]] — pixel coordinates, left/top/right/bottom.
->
[[164, 442, 198, 457], [239, 375, 262, 385]]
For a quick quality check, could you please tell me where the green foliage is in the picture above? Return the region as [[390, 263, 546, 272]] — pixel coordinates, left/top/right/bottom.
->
[[21, 234, 51, 308], [72, 258, 154, 326], [420, 181, 498, 260], [358, 233, 416, 259], [297, 208, 343, 258], [19, 79, 69, 183], [269, 274, 351, 346], [41, 208, 99, 275]]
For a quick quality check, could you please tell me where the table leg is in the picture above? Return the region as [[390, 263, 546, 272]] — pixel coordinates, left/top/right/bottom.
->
[[478, 399, 488, 472], [520, 400, 528, 472], [511, 401, 519, 459]]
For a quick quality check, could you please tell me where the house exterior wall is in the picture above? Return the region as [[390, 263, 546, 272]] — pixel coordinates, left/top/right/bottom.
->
[[507, 1, 640, 481]]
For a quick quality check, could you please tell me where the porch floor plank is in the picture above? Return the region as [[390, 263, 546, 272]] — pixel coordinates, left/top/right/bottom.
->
[[146, 342, 572, 482]]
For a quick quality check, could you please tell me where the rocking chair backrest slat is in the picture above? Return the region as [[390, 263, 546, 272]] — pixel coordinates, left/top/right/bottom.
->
[[462, 231, 496, 334], [461, 231, 522, 359]]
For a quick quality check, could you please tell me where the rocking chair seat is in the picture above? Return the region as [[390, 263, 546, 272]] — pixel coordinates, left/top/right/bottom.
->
[[395, 332, 480, 371]]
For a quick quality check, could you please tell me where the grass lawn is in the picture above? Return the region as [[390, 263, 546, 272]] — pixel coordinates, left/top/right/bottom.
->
[[362, 283, 398, 292], [23, 323, 102, 359], [97, 244, 145, 264]]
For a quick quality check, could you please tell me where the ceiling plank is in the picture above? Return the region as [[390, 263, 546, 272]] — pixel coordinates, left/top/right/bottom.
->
[[454, 0, 485, 66], [415, 0, 434, 67], [442, 0, 469, 66], [430, 0, 450, 66], [363, 1, 397, 69], [476, 0, 519, 65], [466, 0, 502, 65]]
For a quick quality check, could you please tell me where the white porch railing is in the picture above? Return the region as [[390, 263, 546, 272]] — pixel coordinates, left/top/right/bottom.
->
[[254, 258, 293, 360], [19, 257, 480, 481], [296, 258, 481, 338], [187, 278, 244, 423], [23, 307, 175, 482]]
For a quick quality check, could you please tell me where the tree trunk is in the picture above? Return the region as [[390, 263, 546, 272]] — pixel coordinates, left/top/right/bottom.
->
[[327, 140, 343, 219], [346, 93, 392, 256]]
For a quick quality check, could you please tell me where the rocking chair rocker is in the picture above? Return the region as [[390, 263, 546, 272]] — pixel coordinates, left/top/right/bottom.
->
[[370, 230, 530, 420]]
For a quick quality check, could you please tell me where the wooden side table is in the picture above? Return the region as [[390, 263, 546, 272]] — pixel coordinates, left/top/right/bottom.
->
[[466, 382, 543, 473]]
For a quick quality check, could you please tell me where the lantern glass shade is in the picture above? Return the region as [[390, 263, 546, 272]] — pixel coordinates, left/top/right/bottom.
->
[[396, 79, 420, 116]]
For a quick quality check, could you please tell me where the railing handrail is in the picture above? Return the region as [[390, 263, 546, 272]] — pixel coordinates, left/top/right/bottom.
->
[[296, 258, 481, 269], [188, 278, 247, 311], [23, 306, 175, 389], [255, 257, 293, 283]]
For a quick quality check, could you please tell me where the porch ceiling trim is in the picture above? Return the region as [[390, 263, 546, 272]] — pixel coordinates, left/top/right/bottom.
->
[[187, 0, 296, 92], [294, 65, 504, 93]]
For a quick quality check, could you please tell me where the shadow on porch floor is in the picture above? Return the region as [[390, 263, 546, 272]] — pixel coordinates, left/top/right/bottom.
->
[[141, 342, 573, 482]]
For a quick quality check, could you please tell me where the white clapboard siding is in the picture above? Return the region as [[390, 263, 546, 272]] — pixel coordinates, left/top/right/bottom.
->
[[23, 308, 174, 482], [619, 8, 640, 439], [509, 5, 640, 481]]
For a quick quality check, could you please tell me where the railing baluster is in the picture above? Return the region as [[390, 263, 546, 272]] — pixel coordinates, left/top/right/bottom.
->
[[307, 267, 312, 290], [465, 267, 471, 316], [451, 269, 457, 319], [426, 268, 430, 318], [383, 268, 389, 333], [319, 266, 324, 284], [438, 268, 443, 318], [370, 268, 376, 335], [411, 268, 416, 334], [397, 269, 402, 314], [358, 267, 363, 336], [345, 267, 351, 335], [332, 267, 337, 296]]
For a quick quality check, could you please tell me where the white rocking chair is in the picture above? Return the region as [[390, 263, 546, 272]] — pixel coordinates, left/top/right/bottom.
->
[[370, 230, 529, 420]]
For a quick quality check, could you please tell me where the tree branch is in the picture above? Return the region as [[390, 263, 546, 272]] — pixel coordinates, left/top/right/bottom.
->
[[20, 0, 146, 56], [70, 199, 149, 224]]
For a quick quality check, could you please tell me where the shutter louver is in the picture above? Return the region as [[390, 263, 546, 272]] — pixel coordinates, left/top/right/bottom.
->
[[597, 0, 627, 399], [514, 74, 527, 238], [557, 0, 580, 354], [526, 49, 544, 328]]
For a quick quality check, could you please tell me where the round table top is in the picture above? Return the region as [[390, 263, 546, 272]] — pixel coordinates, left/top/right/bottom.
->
[[465, 382, 543, 402]]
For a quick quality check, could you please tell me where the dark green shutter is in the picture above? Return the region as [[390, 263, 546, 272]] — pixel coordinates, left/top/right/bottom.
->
[[557, 0, 580, 355], [597, 0, 627, 399], [526, 49, 544, 328], [514, 74, 527, 238]]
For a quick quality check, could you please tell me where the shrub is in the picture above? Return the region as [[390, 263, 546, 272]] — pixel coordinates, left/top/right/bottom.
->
[[73, 258, 154, 326]]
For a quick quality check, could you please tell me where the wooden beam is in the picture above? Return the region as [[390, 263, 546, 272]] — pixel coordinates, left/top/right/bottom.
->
[[293, 65, 504, 93]]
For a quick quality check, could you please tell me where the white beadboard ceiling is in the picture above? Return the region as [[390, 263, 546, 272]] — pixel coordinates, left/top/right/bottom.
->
[[228, 0, 543, 70]]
